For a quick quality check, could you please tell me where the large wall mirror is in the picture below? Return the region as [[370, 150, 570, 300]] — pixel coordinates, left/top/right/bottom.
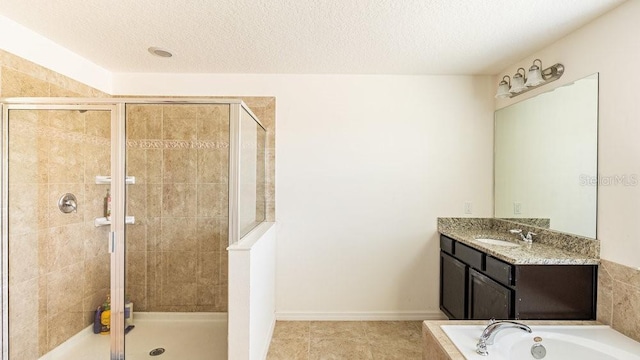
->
[[494, 73, 598, 239]]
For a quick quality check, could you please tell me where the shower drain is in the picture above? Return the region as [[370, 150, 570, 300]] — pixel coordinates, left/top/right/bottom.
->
[[149, 348, 165, 356]]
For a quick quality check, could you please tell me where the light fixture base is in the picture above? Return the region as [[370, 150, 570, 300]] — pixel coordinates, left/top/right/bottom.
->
[[502, 63, 564, 98]]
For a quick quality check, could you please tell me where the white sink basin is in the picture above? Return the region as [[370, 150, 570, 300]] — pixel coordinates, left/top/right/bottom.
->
[[475, 238, 520, 247]]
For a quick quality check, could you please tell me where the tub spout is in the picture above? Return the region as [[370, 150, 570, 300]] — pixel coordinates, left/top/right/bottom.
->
[[476, 319, 532, 356]]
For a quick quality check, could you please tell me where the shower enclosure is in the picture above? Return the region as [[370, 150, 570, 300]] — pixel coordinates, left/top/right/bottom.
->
[[0, 98, 266, 359]]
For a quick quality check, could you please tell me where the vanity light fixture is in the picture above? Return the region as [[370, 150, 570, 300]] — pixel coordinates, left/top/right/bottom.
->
[[524, 59, 545, 87], [495, 59, 564, 98], [495, 76, 511, 98], [510, 68, 527, 94]]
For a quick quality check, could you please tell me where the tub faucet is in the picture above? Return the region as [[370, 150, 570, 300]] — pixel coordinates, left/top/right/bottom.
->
[[476, 319, 532, 356], [509, 229, 536, 243]]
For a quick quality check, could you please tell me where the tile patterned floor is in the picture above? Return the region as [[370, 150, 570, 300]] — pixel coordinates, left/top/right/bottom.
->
[[266, 321, 423, 360]]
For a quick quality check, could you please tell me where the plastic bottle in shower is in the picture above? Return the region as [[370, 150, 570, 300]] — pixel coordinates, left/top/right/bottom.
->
[[104, 189, 111, 220], [100, 295, 111, 335], [93, 306, 103, 334], [125, 294, 133, 326]]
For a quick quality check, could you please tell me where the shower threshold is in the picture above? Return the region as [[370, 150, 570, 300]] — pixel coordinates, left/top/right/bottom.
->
[[39, 312, 227, 360]]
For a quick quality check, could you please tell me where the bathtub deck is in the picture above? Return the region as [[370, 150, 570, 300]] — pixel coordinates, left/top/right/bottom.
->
[[39, 312, 227, 360], [423, 320, 603, 360]]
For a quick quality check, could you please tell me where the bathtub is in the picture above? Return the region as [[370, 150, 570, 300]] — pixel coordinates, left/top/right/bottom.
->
[[440, 324, 640, 360]]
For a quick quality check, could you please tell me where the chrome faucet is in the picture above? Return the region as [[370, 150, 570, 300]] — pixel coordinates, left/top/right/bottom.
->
[[476, 319, 532, 356], [509, 229, 536, 243]]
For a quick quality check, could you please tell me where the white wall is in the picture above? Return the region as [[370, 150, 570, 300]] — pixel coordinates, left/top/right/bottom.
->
[[495, 0, 640, 268], [0, 14, 112, 93], [113, 73, 495, 318], [228, 222, 277, 360]]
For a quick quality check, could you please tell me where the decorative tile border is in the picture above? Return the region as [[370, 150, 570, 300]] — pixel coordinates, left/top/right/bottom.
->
[[12, 122, 231, 150], [126, 139, 229, 149]]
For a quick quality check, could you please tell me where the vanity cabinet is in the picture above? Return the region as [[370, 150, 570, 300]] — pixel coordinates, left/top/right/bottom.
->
[[468, 268, 512, 319], [440, 252, 467, 319], [439, 234, 597, 320]]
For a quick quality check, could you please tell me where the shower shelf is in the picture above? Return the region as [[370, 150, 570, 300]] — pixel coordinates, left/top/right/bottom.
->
[[95, 176, 136, 185], [94, 216, 136, 227]]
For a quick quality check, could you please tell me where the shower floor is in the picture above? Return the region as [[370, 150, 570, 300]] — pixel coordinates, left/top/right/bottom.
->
[[39, 312, 227, 360]]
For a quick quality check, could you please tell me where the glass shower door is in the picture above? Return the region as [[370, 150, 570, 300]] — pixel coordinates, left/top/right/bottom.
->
[[123, 103, 230, 360], [1, 104, 117, 359]]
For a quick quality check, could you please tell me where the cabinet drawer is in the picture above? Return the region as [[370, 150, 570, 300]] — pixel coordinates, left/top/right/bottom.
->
[[455, 242, 484, 269], [440, 235, 454, 255], [485, 256, 513, 286]]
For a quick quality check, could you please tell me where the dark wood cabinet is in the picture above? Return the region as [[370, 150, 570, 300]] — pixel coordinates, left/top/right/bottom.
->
[[468, 268, 512, 319], [440, 252, 467, 319], [439, 234, 596, 320]]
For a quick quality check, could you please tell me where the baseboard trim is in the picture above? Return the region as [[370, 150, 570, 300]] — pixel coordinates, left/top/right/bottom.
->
[[275, 311, 447, 321]]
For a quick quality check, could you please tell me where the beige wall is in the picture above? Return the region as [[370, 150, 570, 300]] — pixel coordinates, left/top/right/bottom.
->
[[494, 0, 640, 339], [1, 50, 110, 358]]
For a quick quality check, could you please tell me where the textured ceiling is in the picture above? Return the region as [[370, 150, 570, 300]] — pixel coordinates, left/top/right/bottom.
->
[[0, 0, 626, 74]]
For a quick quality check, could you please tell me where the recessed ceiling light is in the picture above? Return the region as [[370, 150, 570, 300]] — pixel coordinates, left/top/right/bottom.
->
[[148, 47, 173, 58]]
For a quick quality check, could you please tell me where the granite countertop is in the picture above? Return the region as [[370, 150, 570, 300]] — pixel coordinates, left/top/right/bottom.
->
[[440, 228, 599, 265]]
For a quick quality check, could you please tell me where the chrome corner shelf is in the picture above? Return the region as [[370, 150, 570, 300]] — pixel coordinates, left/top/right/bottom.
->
[[94, 216, 136, 227]]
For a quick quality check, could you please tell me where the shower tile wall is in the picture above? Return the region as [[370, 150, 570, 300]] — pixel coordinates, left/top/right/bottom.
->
[[0, 50, 106, 98], [1, 51, 110, 359], [125, 104, 230, 312], [1, 49, 278, 357], [598, 259, 640, 342]]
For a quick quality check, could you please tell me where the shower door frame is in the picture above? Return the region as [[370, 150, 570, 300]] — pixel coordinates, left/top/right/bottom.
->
[[0, 97, 264, 360], [0, 101, 123, 359]]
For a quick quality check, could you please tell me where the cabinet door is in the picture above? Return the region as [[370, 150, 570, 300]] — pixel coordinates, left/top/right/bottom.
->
[[515, 265, 597, 320], [469, 268, 513, 319], [440, 252, 467, 319]]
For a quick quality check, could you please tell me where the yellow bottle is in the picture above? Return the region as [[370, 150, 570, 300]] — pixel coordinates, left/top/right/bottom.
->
[[100, 295, 111, 335]]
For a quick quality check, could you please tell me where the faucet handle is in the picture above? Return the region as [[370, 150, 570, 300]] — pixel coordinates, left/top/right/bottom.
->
[[476, 339, 489, 356], [510, 229, 536, 243]]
